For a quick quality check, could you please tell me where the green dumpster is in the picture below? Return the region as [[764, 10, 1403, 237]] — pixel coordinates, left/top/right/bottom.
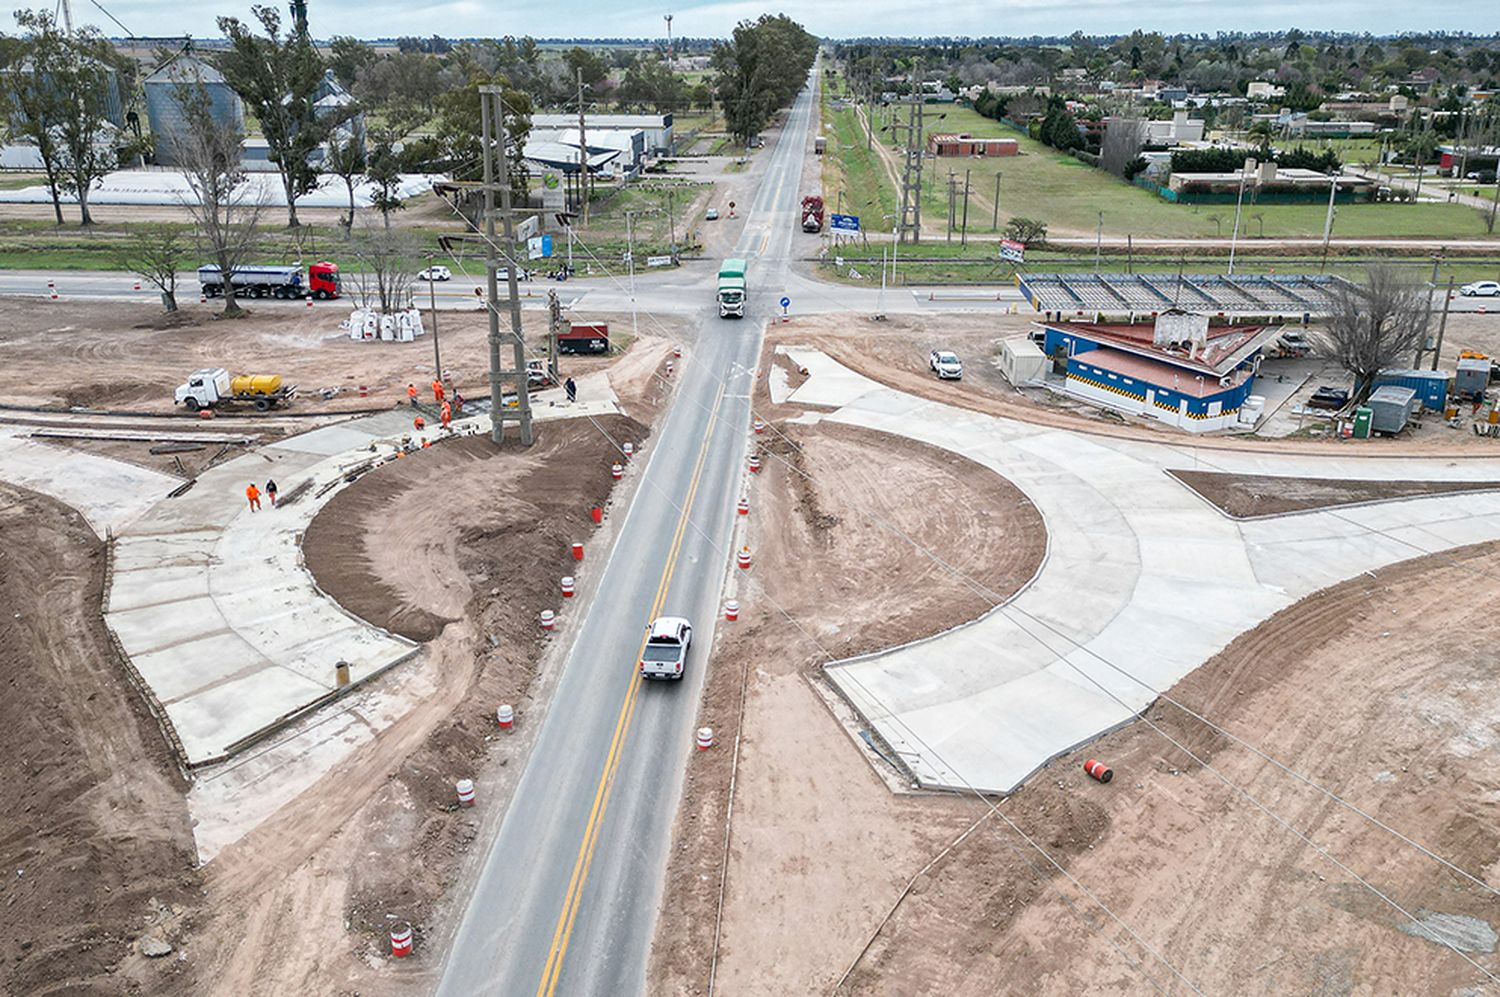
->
[[1352, 406, 1373, 439]]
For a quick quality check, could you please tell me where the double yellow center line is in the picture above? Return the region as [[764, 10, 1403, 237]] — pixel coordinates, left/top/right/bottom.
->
[[535, 382, 727, 996]]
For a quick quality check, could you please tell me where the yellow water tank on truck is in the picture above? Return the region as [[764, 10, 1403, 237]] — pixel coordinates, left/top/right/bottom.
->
[[230, 374, 284, 395]]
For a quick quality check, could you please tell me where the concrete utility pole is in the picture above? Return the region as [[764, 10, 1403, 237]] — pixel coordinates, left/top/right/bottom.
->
[[1227, 157, 1254, 275], [992, 171, 1002, 231], [891, 64, 925, 245], [577, 69, 590, 225], [960, 168, 971, 247], [1095, 211, 1104, 267], [946, 171, 956, 242], [480, 85, 534, 447], [1417, 254, 1441, 368], [546, 289, 563, 383], [427, 255, 441, 381], [1318, 170, 1339, 271], [1432, 277, 1455, 372]]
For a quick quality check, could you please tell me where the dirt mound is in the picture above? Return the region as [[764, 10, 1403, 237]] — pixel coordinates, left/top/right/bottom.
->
[[304, 420, 642, 642], [1170, 468, 1500, 518], [0, 484, 200, 996]]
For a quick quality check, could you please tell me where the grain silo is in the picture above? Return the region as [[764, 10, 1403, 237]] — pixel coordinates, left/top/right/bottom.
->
[[143, 53, 244, 167]]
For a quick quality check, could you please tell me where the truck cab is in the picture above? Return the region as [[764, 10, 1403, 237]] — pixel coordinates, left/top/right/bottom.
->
[[175, 368, 232, 410], [717, 258, 747, 319], [640, 616, 693, 680]]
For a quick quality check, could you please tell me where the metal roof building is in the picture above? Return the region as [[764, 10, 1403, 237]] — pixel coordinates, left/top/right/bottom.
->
[[144, 54, 243, 167], [1018, 273, 1347, 318]]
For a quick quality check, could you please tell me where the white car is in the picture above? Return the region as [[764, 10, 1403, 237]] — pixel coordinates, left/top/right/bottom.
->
[[496, 266, 534, 282], [640, 616, 692, 681], [417, 265, 451, 281], [1460, 281, 1500, 297], [929, 349, 963, 380], [705, 207, 720, 220]]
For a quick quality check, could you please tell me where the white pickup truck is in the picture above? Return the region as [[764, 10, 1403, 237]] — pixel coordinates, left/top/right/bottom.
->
[[640, 617, 692, 681]]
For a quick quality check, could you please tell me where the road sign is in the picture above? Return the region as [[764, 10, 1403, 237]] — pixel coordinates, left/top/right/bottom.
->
[[779, 296, 791, 309], [527, 235, 553, 260], [646, 255, 673, 268], [1000, 239, 1026, 264], [830, 213, 861, 233]]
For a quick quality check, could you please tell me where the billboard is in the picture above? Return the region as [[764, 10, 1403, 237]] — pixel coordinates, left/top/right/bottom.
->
[[1000, 239, 1026, 263], [830, 213, 860, 233], [527, 234, 554, 260]]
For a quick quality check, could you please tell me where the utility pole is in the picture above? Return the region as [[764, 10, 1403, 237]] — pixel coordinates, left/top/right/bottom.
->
[[479, 85, 534, 447], [946, 171, 956, 242], [992, 171, 1002, 231], [576, 69, 590, 225], [427, 255, 441, 381], [1318, 170, 1339, 271], [667, 187, 677, 254], [1095, 211, 1103, 268], [546, 289, 563, 383], [960, 168, 971, 247], [625, 210, 638, 340], [1228, 156, 1253, 275], [1416, 255, 1441, 368], [891, 64, 925, 244], [1432, 277, 1455, 372]]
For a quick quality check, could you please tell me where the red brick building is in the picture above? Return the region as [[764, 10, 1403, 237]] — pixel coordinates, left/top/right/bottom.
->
[[926, 133, 1019, 157]]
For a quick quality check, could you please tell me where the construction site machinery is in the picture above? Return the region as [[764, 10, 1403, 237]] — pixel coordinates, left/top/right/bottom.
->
[[800, 195, 825, 233], [197, 261, 341, 300], [717, 258, 747, 319], [174, 368, 297, 412]]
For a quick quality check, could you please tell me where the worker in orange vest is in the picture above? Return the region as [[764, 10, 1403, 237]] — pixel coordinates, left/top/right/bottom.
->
[[245, 482, 261, 512], [414, 415, 426, 432], [406, 383, 418, 407], [440, 400, 452, 429], [432, 378, 445, 404]]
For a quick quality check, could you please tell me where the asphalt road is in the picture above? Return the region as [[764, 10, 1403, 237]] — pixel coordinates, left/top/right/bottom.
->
[[430, 75, 818, 997]]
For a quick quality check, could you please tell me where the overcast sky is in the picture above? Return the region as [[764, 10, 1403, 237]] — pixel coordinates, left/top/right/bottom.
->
[[25, 0, 1496, 42]]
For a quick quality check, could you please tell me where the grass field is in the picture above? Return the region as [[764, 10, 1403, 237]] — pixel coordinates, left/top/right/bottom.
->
[[823, 95, 1499, 241]]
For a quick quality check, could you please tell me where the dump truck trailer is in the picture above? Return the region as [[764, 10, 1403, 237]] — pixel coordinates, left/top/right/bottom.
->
[[197, 262, 341, 300]]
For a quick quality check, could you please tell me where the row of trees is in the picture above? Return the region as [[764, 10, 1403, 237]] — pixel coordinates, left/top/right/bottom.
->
[[712, 14, 817, 144]]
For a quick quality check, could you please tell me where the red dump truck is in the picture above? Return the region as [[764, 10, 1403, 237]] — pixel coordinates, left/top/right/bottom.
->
[[800, 195, 824, 233]]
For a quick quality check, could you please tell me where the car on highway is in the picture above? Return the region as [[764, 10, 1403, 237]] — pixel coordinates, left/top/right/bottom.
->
[[929, 350, 963, 380], [417, 265, 451, 281], [705, 207, 720, 220], [640, 616, 692, 680], [1460, 280, 1500, 297], [496, 266, 534, 282]]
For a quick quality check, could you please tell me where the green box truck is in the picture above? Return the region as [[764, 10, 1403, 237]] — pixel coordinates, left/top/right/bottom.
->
[[718, 258, 747, 319]]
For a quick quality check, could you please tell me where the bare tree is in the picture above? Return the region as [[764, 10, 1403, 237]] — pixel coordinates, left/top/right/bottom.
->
[[1323, 265, 1429, 402], [110, 224, 187, 312], [348, 219, 417, 313], [169, 81, 267, 318], [325, 131, 366, 236]]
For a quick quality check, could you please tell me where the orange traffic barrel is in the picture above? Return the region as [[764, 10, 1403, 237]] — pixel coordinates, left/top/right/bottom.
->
[[1083, 758, 1112, 783]]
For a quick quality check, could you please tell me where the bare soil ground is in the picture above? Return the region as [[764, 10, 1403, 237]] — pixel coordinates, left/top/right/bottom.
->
[[1171, 468, 1500, 518], [773, 313, 1500, 456], [0, 297, 662, 414], [182, 414, 649, 995], [841, 540, 1500, 995], [649, 395, 1048, 994], [0, 483, 201, 996]]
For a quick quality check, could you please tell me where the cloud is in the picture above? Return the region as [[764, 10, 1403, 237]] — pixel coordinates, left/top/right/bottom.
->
[[21, 0, 1490, 42]]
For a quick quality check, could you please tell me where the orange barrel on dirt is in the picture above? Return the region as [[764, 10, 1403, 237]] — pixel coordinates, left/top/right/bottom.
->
[[673, 345, 682, 358], [539, 609, 555, 632], [198, 409, 214, 420], [358, 385, 369, 398], [561, 576, 576, 598], [753, 418, 765, 434], [306, 297, 313, 308], [571, 542, 584, 561], [1083, 759, 1113, 783], [737, 497, 749, 516], [696, 727, 714, 750], [496, 704, 514, 730], [611, 463, 623, 481], [724, 600, 739, 622], [133, 279, 141, 291], [590, 506, 603, 524], [666, 360, 675, 376], [622, 442, 634, 459], [456, 778, 476, 806], [389, 922, 413, 958], [748, 455, 761, 473], [736, 546, 752, 570]]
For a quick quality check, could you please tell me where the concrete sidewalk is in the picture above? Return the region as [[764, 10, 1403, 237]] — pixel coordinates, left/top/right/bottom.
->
[[789, 351, 1500, 794], [0, 427, 177, 537]]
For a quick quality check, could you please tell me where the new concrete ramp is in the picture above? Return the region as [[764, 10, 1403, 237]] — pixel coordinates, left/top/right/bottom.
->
[[801, 353, 1500, 794], [0, 427, 176, 537]]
